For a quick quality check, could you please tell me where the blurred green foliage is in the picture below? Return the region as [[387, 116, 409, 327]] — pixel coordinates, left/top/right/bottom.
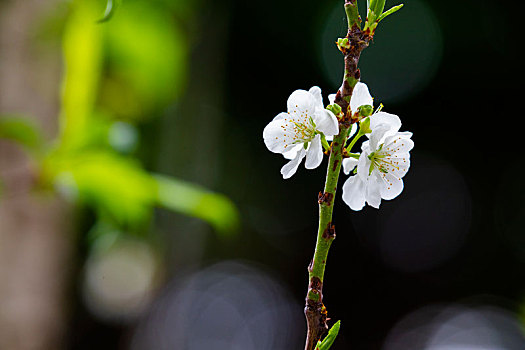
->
[[0, 117, 42, 152], [1, 0, 239, 238]]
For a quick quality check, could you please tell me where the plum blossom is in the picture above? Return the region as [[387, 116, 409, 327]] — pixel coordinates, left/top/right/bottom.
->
[[342, 124, 414, 210], [263, 87, 338, 179]]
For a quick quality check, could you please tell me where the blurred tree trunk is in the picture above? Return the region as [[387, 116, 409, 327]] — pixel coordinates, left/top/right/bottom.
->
[[0, 1, 72, 349]]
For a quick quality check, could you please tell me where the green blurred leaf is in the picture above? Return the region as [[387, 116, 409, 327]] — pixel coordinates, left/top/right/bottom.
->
[[50, 151, 157, 227], [101, 1, 187, 119], [0, 116, 42, 151], [44, 151, 239, 235], [316, 320, 341, 350], [60, 0, 103, 151], [97, 0, 121, 23], [154, 175, 240, 237]]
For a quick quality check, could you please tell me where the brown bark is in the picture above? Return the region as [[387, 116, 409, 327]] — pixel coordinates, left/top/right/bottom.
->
[[0, 1, 72, 349]]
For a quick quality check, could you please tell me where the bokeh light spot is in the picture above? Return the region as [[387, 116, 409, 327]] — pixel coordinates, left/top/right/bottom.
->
[[350, 154, 471, 273], [383, 303, 525, 350], [130, 261, 303, 350]]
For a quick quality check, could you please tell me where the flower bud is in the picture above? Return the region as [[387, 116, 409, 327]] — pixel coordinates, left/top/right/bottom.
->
[[327, 104, 342, 116], [358, 105, 373, 118], [336, 38, 350, 51]]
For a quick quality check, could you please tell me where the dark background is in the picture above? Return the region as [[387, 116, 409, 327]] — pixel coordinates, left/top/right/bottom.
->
[[1, 0, 524, 349], [78, 0, 525, 348]]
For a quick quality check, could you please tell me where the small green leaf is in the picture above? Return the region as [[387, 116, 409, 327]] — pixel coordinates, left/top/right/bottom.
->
[[97, 0, 121, 23], [377, 4, 404, 22], [372, 0, 386, 18], [0, 116, 42, 151], [316, 320, 341, 350]]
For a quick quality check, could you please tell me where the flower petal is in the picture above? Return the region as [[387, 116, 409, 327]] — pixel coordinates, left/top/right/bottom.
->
[[308, 86, 324, 108], [281, 148, 306, 179], [271, 112, 288, 122], [305, 135, 323, 169], [313, 108, 339, 136], [287, 89, 315, 116], [350, 82, 373, 114], [263, 118, 289, 153], [366, 172, 383, 208], [382, 154, 411, 178], [342, 175, 366, 211], [383, 133, 414, 154], [379, 172, 404, 200], [357, 150, 370, 181], [369, 112, 401, 136], [342, 158, 358, 174], [282, 144, 302, 160], [369, 123, 391, 150]]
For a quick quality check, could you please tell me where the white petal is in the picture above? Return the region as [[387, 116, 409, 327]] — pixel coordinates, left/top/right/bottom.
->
[[287, 90, 315, 116], [271, 112, 288, 122], [381, 154, 411, 178], [281, 148, 306, 179], [369, 124, 391, 150], [305, 135, 323, 169], [328, 94, 336, 105], [308, 86, 323, 108], [342, 158, 358, 174], [350, 82, 373, 114], [313, 108, 339, 136], [282, 144, 302, 160], [342, 175, 367, 211], [369, 112, 401, 136], [379, 172, 404, 200], [365, 172, 383, 208], [383, 133, 414, 154], [357, 151, 370, 182], [263, 118, 288, 153]]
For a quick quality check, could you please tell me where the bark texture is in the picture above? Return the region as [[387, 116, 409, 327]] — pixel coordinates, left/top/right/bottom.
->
[[0, 1, 72, 349]]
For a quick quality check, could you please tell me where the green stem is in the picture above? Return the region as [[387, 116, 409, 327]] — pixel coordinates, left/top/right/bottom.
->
[[304, 126, 349, 350], [304, 2, 373, 349], [345, 131, 365, 153]]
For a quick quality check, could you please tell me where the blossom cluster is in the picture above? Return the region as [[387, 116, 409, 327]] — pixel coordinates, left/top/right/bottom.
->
[[263, 83, 414, 211]]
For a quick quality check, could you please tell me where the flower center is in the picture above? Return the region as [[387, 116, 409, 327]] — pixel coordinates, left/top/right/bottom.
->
[[368, 144, 401, 175], [284, 112, 316, 145]]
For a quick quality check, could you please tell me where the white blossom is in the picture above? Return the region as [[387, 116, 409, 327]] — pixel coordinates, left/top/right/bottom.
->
[[263, 86, 338, 179], [342, 124, 414, 210]]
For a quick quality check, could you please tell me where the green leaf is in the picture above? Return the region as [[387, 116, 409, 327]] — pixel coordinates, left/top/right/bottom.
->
[[97, 0, 121, 23], [372, 0, 386, 17], [316, 320, 341, 350], [154, 175, 240, 237], [377, 4, 404, 22], [49, 151, 158, 228], [101, 1, 188, 118], [0, 116, 42, 151]]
